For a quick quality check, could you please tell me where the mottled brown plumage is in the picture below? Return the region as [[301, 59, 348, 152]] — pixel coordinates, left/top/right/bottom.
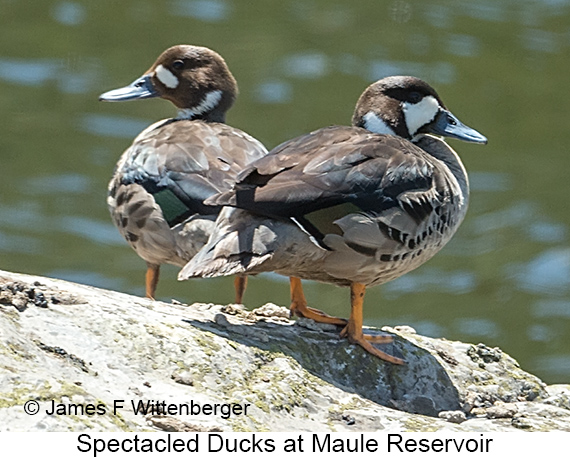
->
[[180, 76, 487, 363], [101, 45, 267, 300], [108, 120, 267, 269], [192, 126, 463, 287]]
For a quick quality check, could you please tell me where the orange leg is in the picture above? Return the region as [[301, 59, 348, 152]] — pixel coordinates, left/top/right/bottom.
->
[[339, 282, 404, 364], [145, 263, 160, 300], [234, 275, 248, 304], [289, 277, 347, 326]]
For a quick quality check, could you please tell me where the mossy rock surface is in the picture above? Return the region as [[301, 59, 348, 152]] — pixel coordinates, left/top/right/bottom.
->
[[1, 270, 569, 431]]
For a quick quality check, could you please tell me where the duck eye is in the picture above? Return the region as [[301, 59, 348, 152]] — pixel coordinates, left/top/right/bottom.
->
[[408, 92, 422, 103], [172, 60, 184, 70]]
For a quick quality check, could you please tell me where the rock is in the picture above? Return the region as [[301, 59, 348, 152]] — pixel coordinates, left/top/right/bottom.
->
[[438, 410, 467, 424], [1, 269, 569, 431], [147, 415, 222, 432], [485, 401, 518, 419]]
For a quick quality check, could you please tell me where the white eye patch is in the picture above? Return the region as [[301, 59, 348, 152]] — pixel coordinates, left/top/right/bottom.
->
[[402, 95, 439, 136], [155, 64, 179, 89]]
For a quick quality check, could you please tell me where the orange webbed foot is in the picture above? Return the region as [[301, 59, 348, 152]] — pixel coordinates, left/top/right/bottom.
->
[[289, 277, 347, 326], [341, 283, 404, 365]]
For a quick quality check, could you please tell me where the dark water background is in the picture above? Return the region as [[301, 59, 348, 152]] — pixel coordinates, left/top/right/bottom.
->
[[1, 0, 569, 384]]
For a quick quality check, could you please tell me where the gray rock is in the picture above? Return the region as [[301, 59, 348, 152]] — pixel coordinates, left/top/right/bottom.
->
[[1, 269, 569, 431], [438, 410, 467, 424], [485, 402, 518, 419]]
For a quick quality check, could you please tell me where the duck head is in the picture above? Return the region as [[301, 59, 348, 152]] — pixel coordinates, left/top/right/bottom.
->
[[99, 45, 238, 123], [352, 75, 487, 144]]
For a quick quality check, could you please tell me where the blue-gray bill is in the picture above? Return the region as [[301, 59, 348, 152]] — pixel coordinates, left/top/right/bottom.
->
[[99, 74, 158, 102], [428, 109, 488, 144]]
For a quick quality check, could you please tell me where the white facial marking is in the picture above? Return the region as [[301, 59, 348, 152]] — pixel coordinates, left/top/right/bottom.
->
[[155, 64, 179, 89], [177, 90, 223, 119], [402, 95, 439, 137], [363, 111, 396, 136]]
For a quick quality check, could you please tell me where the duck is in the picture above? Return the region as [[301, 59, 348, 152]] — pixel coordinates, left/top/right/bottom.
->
[[99, 45, 268, 302], [179, 75, 487, 364]]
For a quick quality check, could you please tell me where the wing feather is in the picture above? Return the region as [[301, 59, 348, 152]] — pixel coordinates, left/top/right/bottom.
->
[[117, 120, 268, 223], [209, 126, 445, 223]]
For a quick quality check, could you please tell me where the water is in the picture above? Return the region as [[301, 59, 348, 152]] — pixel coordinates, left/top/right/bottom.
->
[[1, 0, 569, 384]]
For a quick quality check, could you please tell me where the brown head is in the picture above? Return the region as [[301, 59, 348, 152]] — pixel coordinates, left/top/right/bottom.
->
[[100, 45, 238, 123], [352, 75, 487, 144]]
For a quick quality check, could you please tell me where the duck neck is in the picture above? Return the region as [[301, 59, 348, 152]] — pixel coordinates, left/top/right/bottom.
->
[[176, 109, 226, 123], [175, 89, 228, 123], [413, 134, 470, 201]]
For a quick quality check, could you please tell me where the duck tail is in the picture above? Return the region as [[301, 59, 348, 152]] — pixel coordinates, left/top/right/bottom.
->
[[178, 207, 274, 280]]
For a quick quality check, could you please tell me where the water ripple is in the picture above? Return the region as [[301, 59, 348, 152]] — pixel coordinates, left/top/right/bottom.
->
[[51, 1, 87, 26], [0, 231, 43, 254], [169, 0, 230, 22], [0, 56, 99, 93], [422, 4, 453, 29], [510, 248, 570, 295], [0, 203, 43, 229], [384, 268, 476, 296], [0, 58, 59, 86], [532, 354, 570, 378], [526, 221, 566, 243], [368, 60, 456, 84], [469, 171, 512, 192], [527, 323, 554, 343], [255, 80, 293, 104], [59, 216, 125, 246], [454, 317, 500, 338], [472, 201, 536, 234], [446, 34, 481, 57], [282, 52, 329, 79], [79, 113, 150, 138], [461, 1, 506, 22], [48, 269, 124, 290], [532, 299, 570, 319], [521, 29, 560, 53], [21, 173, 91, 195]]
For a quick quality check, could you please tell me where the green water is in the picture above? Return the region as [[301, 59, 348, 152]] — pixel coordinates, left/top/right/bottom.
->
[[1, 0, 569, 384]]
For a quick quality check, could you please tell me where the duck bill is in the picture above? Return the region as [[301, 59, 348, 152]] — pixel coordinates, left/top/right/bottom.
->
[[427, 109, 488, 144], [99, 74, 158, 102]]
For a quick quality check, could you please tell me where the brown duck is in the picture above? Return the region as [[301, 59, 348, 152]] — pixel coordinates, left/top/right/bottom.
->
[[100, 45, 268, 301], [180, 76, 487, 364]]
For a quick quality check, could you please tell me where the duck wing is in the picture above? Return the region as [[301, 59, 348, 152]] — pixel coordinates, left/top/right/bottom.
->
[[207, 126, 456, 248], [115, 120, 268, 226]]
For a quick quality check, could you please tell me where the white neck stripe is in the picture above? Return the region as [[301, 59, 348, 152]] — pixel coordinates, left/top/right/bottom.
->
[[177, 90, 223, 119], [362, 111, 396, 136]]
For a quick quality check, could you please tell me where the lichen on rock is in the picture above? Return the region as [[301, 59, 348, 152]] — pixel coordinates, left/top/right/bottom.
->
[[1, 270, 569, 432]]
